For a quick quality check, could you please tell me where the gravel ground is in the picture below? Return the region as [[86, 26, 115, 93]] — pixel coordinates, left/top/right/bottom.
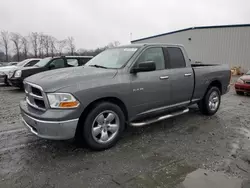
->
[[0, 78, 250, 188]]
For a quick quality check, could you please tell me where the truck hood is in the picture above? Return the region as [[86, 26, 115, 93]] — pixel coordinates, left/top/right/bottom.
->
[[25, 66, 117, 92], [0, 65, 17, 73]]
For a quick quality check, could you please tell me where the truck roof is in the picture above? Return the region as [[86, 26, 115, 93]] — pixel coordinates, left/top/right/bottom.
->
[[119, 43, 184, 48]]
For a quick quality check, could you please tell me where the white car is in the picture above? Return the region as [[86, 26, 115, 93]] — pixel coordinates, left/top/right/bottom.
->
[[0, 58, 41, 85]]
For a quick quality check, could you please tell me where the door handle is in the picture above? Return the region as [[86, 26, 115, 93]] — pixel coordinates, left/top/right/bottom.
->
[[184, 73, 192, 77], [160, 76, 169, 80]]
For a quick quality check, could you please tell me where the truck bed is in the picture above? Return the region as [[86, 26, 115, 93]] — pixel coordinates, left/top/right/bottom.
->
[[191, 64, 231, 101], [191, 63, 220, 67]]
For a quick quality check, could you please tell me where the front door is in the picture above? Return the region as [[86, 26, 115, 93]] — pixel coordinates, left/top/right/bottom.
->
[[129, 47, 171, 116]]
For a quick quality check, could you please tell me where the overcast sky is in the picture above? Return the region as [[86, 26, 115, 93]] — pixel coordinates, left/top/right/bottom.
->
[[1, 0, 249, 49]]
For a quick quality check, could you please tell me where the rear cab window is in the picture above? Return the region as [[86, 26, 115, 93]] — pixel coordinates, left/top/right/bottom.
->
[[164, 47, 186, 69], [66, 59, 79, 67], [78, 58, 92, 66], [49, 58, 65, 68]]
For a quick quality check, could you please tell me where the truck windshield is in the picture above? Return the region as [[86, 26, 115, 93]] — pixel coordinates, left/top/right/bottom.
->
[[85, 47, 138, 69], [35, 57, 52, 67]]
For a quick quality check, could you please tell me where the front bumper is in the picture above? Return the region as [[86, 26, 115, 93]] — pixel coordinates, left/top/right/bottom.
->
[[20, 100, 79, 140], [235, 83, 250, 93], [8, 77, 23, 88]]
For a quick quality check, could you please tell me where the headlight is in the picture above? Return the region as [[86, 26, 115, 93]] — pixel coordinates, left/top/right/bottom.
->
[[14, 70, 22, 78], [47, 93, 80, 108], [237, 78, 244, 84]]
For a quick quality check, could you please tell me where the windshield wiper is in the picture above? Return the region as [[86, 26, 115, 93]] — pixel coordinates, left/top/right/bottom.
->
[[89, 64, 108, 69]]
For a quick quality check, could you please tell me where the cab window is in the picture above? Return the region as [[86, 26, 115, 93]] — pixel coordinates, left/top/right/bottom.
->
[[136, 47, 165, 70], [49, 58, 65, 68]]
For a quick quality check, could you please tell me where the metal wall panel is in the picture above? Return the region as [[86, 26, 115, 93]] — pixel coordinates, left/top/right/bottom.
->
[[132, 27, 250, 72]]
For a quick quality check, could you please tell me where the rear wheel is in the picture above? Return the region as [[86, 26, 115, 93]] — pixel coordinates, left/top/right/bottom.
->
[[236, 91, 244, 95], [79, 102, 125, 150], [198, 87, 221, 115]]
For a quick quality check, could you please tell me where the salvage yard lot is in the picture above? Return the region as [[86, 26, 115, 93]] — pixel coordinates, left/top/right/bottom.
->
[[0, 79, 250, 188]]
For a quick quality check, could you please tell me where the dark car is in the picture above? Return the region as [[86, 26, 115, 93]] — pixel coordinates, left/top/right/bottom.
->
[[0, 58, 41, 85], [8, 56, 93, 88], [235, 70, 250, 95]]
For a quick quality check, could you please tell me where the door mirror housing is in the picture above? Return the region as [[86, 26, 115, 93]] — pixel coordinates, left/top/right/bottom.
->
[[131, 61, 156, 73]]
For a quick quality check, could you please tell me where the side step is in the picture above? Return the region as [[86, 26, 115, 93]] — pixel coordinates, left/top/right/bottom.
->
[[130, 108, 189, 127]]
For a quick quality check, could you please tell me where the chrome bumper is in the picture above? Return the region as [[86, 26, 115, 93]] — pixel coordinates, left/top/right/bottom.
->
[[21, 112, 78, 140]]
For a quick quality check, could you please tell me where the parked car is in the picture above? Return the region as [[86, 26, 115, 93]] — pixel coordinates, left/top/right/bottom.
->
[[235, 70, 250, 95], [20, 44, 231, 150], [8, 56, 93, 88], [8, 62, 18, 66], [0, 58, 41, 85], [0, 62, 8, 67]]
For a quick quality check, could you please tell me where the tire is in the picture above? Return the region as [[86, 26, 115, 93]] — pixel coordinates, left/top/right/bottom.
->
[[198, 87, 221, 116], [236, 91, 244, 95], [79, 102, 125, 150], [4, 77, 10, 86]]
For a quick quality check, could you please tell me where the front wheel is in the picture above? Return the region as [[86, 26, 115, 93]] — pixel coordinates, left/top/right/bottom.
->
[[80, 102, 125, 150], [198, 87, 221, 115]]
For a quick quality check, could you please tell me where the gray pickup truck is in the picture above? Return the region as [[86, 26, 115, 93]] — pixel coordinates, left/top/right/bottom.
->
[[20, 43, 231, 150]]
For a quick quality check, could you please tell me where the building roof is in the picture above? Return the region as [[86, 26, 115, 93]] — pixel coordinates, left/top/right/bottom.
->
[[131, 24, 250, 43], [119, 43, 183, 48]]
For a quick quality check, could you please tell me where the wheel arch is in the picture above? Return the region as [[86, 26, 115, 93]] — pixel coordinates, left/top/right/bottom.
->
[[202, 79, 222, 98], [75, 96, 128, 137]]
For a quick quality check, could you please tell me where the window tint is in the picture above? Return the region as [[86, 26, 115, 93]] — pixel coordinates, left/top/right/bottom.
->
[[50, 59, 65, 68], [67, 59, 79, 67], [167, 47, 186, 68], [25, 60, 39, 67], [136, 47, 165, 70]]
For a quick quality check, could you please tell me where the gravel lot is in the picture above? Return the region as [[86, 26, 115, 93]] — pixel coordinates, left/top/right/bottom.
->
[[0, 78, 250, 188]]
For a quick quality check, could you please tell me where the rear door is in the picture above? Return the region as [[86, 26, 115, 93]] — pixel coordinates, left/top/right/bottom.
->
[[163, 47, 194, 105], [129, 47, 171, 115]]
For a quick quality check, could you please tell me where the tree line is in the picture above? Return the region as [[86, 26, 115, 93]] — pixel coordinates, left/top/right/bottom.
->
[[0, 31, 120, 62]]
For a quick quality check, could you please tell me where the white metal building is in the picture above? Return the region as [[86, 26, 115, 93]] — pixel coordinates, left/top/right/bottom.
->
[[131, 24, 250, 72]]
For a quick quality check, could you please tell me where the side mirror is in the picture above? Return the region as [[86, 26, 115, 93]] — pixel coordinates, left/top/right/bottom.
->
[[131, 61, 156, 73]]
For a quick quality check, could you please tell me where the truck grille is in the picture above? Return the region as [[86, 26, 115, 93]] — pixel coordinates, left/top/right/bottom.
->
[[24, 82, 47, 111]]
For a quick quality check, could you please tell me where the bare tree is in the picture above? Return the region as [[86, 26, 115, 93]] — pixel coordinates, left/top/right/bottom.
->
[[49, 36, 57, 57], [43, 35, 50, 57], [58, 39, 67, 56], [30, 32, 39, 57], [11, 32, 22, 61], [38, 33, 44, 57], [22, 36, 29, 59], [108, 41, 120, 48], [67, 36, 75, 55], [0, 31, 10, 62]]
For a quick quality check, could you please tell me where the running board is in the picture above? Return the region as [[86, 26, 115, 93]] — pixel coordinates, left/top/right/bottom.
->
[[130, 108, 189, 127]]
